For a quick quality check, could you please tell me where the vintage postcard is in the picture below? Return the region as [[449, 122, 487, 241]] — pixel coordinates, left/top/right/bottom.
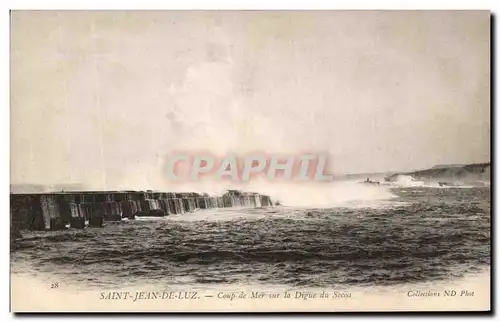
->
[[10, 10, 491, 312]]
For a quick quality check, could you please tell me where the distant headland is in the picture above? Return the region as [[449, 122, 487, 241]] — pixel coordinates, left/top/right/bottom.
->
[[385, 162, 491, 186]]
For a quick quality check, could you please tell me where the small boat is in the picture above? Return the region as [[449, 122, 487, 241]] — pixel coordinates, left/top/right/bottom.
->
[[359, 177, 380, 185], [438, 181, 459, 187]]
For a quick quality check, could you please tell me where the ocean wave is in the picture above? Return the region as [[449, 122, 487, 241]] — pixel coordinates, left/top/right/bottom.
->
[[11, 187, 490, 289]]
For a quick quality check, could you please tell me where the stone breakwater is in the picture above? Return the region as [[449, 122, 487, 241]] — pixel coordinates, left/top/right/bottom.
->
[[10, 190, 273, 232]]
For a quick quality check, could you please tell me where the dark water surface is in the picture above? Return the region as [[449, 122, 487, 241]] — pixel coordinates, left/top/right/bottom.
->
[[11, 187, 491, 289]]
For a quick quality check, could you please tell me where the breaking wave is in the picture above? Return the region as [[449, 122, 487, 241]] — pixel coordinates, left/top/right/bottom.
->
[[169, 178, 397, 209], [386, 175, 435, 187], [384, 174, 488, 189], [255, 180, 397, 208]]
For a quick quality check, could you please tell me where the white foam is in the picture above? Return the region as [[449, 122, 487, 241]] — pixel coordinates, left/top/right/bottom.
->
[[255, 180, 397, 208]]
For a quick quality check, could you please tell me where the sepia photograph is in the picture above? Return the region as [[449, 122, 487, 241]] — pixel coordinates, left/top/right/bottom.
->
[[9, 10, 491, 312]]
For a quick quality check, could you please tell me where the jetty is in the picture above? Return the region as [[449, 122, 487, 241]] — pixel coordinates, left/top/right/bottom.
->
[[10, 190, 273, 232]]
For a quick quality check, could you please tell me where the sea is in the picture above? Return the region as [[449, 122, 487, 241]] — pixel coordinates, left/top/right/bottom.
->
[[10, 181, 491, 298]]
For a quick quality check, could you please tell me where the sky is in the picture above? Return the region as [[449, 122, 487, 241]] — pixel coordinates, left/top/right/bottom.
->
[[10, 10, 490, 191]]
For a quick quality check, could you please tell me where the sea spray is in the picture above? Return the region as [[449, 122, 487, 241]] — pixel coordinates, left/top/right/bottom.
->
[[244, 179, 397, 208]]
